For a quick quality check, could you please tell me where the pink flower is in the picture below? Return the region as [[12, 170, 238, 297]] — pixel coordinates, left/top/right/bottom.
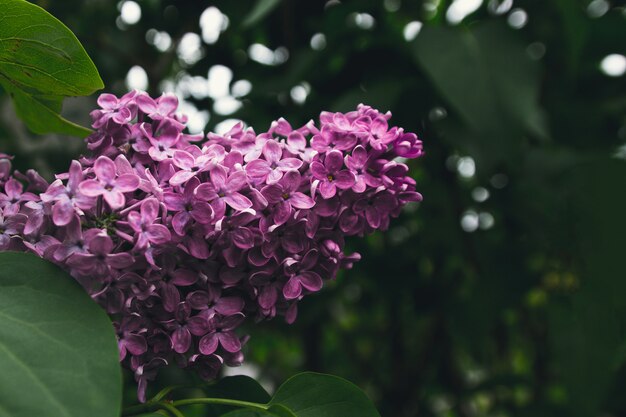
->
[[310, 150, 356, 199], [245, 140, 302, 184], [79, 156, 140, 210], [124, 198, 171, 250], [262, 170, 315, 226], [195, 165, 253, 214], [169, 144, 225, 186], [282, 249, 323, 299], [0, 178, 38, 214]]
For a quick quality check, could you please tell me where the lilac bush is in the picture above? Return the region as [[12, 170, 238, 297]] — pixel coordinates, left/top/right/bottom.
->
[[0, 91, 422, 401]]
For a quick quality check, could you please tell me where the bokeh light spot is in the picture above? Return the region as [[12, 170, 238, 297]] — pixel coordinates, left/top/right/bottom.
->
[[120, 0, 141, 25], [403, 21, 423, 41], [507, 8, 528, 28], [446, 0, 483, 24], [600, 54, 626, 77], [125, 65, 148, 91]]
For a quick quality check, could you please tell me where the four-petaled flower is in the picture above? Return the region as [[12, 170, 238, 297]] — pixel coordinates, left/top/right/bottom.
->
[[195, 165, 253, 215], [67, 230, 134, 277], [262, 170, 315, 225], [282, 249, 324, 299], [245, 140, 302, 184], [198, 313, 245, 355], [79, 156, 140, 209], [124, 198, 171, 251], [310, 150, 355, 199]]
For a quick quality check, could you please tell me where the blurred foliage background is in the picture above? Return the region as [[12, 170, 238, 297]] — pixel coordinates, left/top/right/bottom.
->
[[1, 0, 626, 416]]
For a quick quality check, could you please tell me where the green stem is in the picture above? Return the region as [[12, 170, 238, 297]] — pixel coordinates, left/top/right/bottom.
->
[[122, 398, 269, 417], [150, 385, 185, 402], [172, 397, 270, 412], [159, 402, 185, 417]]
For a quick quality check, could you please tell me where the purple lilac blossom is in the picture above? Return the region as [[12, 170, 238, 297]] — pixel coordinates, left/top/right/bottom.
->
[[0, 92, 423, 401]]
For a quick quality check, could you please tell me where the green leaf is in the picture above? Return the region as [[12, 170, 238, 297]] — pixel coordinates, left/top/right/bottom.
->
[[266, 404, 296, 417], [0, 252, 122, 417], [220, 411, 272, 417], [0, 0, 100, 136], [242, 0, 282, 28], [203, 375, 271, 417], [0, 0, 103, 96], [412, 22, 549, 166], [548, 159, 626, 417], [0, 79, 92, 137], [219, 406, 294, 417], [268, 372, 381, 417], [208, 375, 271, 403], [412, 22, 542, 133]]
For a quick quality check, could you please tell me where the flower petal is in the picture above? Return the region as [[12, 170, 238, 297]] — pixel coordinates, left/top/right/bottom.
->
[[319, 181, 336, 199], [258, 286, 278, 309], [310, 161, 327, 180], [171, 269, 198, 286], [226, 171, 248, 192], [289, 192, 315, 209], [199, 333, 219, 355], [325, 150, 344, 172], [103, 190, 125, 210], [169, 170, 195, 186], [78, 180, 104, 197], [262, 140, 282, 164], [333, 170, 356, 190], [278, 158, 303, 171], [115, 174, 140, 192], [223, 192, 253, 211], [171, 327, 192, 353], [94, 156, 117, 184], [283, 277, 302, 299], [147, 224, 171, 245], [108, 253, 135, 269], [215, 296, 245, 315], [173, 150, 195, 170], [218, 332, 241, 353], [298, 271, 323, 292], [141, 198, 160, 222]]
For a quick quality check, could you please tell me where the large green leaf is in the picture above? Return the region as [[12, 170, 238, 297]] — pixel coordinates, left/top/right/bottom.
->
[[412, 22, 548, 166], [0, 0, 103, 96], [548, 159, 626, 417], [213, 373, 380, 417], [0, 252, 122, 417], [221, 411, 271, 417], [412, 21, 544, 134], [0, 0, 100, 136], [0, 79, 92, 137], [203, 375, 271, 417], [267, 372, 381, 417]]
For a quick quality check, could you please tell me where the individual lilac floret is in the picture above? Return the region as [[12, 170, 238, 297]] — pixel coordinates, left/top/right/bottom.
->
[[262, 170, 315, 226], [194, 165, 253, 215], [79, 156, 140, 210], [90, 92, 137, 128], [0, 90, 423, 402], [310, 150, 356, 199], [123, 198, 171, 251], [245, 140, 302, 184]]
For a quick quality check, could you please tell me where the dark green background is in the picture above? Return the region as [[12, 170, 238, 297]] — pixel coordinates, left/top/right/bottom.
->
[[1, 1, 625, 416]]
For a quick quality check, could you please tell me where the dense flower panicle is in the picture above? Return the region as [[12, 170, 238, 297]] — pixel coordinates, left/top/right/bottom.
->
[[0, 91, 423, 401]]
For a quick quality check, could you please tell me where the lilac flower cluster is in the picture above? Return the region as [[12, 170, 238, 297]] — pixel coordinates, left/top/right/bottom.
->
[[0, 91, 423, 400]]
